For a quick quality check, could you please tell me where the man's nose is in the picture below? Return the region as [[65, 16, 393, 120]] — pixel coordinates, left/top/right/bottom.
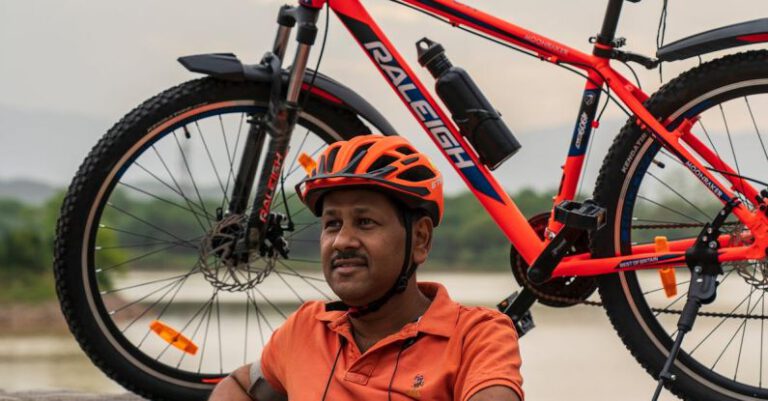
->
[[333, 223, 361, 250]]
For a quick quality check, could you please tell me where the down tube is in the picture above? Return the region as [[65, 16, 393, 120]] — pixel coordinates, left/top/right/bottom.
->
[[328, 0, 545, 263]]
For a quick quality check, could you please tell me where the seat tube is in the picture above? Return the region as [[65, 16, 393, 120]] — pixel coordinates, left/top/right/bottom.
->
[[597, 0, 625, 45], [548, 71, 604, 236]]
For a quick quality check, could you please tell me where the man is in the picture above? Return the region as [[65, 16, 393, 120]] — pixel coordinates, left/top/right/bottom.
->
[[209, 134, 523, 401]]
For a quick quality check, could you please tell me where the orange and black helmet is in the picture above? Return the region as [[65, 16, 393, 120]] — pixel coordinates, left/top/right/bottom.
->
[[296, 135, 443, 226]]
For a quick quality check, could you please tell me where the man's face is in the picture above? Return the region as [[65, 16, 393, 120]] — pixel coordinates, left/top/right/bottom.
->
[[320, 189, 405, 306]]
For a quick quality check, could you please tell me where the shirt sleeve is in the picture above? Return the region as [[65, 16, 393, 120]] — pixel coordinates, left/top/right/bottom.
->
[[260, 302, 318, 395], [455, 311, 524, 401], [260, 322, 288, 394]]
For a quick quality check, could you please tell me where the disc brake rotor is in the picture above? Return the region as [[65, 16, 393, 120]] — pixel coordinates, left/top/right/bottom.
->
[[728, 223, 768, 291], [200, 214, 276, 292]]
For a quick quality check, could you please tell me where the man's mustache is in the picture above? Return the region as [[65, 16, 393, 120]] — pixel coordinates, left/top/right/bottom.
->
[[331, 250, 368, 266]]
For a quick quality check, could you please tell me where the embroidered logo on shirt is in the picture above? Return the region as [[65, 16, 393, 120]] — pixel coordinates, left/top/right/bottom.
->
[[406, 374, 424, 398]]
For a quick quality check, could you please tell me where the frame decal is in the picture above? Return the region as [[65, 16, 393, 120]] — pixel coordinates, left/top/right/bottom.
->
[[337, 13, 504, 203]]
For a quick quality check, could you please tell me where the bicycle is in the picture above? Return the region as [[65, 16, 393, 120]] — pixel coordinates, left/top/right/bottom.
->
[[52, 0, 768, 400]]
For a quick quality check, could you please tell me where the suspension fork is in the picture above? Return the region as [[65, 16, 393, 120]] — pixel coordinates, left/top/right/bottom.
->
[[225, 5, 321, 255]]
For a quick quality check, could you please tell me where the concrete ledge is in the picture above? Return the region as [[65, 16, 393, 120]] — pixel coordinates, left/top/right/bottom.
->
[[0, 390, 146, 401]]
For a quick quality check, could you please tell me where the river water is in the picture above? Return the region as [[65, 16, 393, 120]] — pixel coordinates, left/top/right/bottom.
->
[[0, 272, 707, 400]]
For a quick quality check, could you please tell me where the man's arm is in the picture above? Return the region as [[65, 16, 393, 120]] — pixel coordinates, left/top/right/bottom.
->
[[468, 385, 521, 401], [208, 363, 287, 401], [455, 311, 524, 401]]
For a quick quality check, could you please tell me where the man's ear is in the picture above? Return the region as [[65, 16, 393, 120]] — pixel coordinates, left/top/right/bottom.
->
[[411, 215, 433, 265]]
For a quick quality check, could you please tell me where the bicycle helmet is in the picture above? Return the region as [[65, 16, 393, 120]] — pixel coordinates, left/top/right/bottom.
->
[[296, 134, 443, 316]]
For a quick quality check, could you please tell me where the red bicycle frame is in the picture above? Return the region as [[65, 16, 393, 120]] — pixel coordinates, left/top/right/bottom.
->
[[300, 0, 768, 277]]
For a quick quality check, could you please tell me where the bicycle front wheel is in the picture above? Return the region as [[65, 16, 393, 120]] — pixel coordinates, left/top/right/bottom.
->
[[595, 50, 768, 401], [54, 78, 373, 401]]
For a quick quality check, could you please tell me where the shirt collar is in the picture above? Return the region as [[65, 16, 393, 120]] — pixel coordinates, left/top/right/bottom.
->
[[315, 281, 460, 338]]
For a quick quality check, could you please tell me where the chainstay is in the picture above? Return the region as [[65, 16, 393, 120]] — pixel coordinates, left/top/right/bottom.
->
[[526, 218, 767, 319], [632, 221, 740, 230], [528, 284, 768, 320], [527, 222, 768, 320]]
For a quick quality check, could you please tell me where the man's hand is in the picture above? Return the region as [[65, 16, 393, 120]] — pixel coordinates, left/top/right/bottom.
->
[[208, 365, 254, 401], [468, 385, 522, 401], [208, 363, 287, 401]]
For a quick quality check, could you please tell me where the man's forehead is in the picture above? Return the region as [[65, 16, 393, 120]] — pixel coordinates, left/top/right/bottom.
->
[[322, 205, 376, 215], [321, 189, 397, 214]]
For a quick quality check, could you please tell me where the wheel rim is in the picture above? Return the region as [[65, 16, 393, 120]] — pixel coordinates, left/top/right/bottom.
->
[[81, 100, 340, 385], [617, 80, 768, 397]]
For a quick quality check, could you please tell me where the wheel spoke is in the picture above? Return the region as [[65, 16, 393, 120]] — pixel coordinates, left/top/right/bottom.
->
[[642, 279, 690, 296], [148, 147, 212, 231], [246, 290, 268, 347], [103, 272, 195, 295], [133, 160, 213, 219], [276, 260, 331, 300], [97, 236, 202, 274], [117, 181, 213, 222], [172, 131, 213, 229], [220, 114, 246, 212], [646, 172, 711, 220], [122, 269, 194, 332], [745, 97, 768, 169], [710, 288, 759, 370], [688, 275, 754, 355], [252, 286, 286, 322], [105, 202, 202, 248], [719, 104, 747, 196], [195, 121, 230, 207], [99, 225, 197, 247], [637, 195, 706, 224]]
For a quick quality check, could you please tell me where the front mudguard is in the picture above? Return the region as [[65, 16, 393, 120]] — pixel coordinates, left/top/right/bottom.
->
[[178, 53, 397, 136]]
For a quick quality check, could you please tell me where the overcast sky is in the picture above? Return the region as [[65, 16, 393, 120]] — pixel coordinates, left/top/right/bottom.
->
[[1, 0, 766, 193]]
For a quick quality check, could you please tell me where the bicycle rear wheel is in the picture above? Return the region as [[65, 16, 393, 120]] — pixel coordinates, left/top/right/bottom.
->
[[595, 50, 768, 400], [54, 78, 373, 401]]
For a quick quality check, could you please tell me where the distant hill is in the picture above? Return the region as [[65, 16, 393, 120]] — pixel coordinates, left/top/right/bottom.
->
[[0, 103, 111, 189], [0, 179, 58, 205]]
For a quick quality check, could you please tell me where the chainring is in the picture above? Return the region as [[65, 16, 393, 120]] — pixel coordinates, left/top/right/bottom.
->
[[510, 212, 598, 307]]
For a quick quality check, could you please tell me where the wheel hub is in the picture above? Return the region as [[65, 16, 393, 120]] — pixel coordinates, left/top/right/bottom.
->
[[199, 214, 276, 292], [728, 224, 768, 291]]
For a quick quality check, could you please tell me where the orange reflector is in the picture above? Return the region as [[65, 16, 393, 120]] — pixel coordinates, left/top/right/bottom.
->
[[654, 236, 677, 298], [298, 152, 317, 175], [150, 320, 198, 355]]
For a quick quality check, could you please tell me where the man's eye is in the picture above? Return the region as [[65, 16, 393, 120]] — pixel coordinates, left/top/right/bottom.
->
[[323, 220, 340, 229], [359, 218, 375, 226]]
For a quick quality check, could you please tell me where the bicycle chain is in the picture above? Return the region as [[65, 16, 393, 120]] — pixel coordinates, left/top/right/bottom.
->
[[526, 221, 768, 320]]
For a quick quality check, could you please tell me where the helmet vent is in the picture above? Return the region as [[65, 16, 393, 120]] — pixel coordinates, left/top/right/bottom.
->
[[343, 143, 373, 173], [396, 146, 415, 155], [366, 155, 398, 173], [325, 146, 340, 172], [397, 165, 436, 182]]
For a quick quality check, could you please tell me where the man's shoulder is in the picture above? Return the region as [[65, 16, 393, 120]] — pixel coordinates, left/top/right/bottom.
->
[[272, 300, 327, 334], [287, 300, 329, 323], [455, 303, 516, 335]]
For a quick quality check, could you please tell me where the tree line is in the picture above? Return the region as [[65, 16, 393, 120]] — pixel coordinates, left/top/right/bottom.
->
[[1, 185, 715, 301]]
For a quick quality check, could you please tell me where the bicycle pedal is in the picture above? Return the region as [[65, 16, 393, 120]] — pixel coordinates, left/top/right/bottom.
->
[[554, 199, 607, 232], [498, 290, 536, 337]]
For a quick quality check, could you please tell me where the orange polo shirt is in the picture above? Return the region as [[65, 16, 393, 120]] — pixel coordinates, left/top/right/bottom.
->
[[261, 282, 524, 400]]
